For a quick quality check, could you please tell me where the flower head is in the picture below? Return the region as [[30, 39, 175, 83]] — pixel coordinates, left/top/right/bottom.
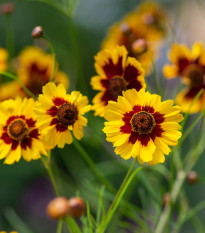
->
[[103, 89, 183, 165], [163, 42, 205, 113], [91, 46, 145, 117], [0, 48, 8, 72], [35, 83, 91, 149], [15, 46, 69, 97], [102, 6, 164, 72], [0, 97, 47, 164]]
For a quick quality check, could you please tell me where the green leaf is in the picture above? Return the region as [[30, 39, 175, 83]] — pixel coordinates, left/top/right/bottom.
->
[[65, 216, 82, 233]]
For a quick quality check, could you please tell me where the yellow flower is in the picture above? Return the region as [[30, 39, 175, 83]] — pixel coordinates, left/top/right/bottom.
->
[[163, 42, 205, 113], [13, 46, 69, 97], [102, 3, 165, 73], [0, 232, 18, 233], [0, 48, 8, 72], [103, 89, 183, 165], [35, 83, 91, 149], [0, 97, 47, 165], [91, 46, 145, 117]]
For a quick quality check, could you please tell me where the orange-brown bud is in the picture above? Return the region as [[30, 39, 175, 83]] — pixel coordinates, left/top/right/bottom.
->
[[119, 23, 131, 36], [132, 39, 148, 55], [67, 197, 85, 218], [32, 26, 44, 39], [162, 192, 170, 207], [187, 171, 198, 185], [47, 197, 69, 219], [0, 3, 14, 15]]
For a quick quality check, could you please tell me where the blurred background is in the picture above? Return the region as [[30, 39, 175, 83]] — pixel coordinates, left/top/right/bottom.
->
[[0, 0, 205, 232]]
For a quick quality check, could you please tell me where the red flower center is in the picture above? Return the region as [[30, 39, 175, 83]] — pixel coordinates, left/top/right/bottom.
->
[[57, 103, 78, 126], [108, 76, 127, 99], [131, 111, 155, 134], [8, 119, 29, 141]]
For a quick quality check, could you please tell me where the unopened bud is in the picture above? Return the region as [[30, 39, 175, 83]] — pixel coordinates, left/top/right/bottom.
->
[[132, 39, 148, 55], [47, 197, 69, 219], [162, 192, 170, 207], [119, 23, 131, 36], [187, 171, 198, 185], [0, 3, 14, 15], [142, 13, 156, 25], [67, 197, 85, 218], [32, 26, 44, 39]]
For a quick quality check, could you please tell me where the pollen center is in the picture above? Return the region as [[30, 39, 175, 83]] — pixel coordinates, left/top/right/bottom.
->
[[57, 103, 78, 126], [108, 76, 126, 99], [131, 111, 155, 134], [184, 65, 205, 87], [8, 119, 29, 141]]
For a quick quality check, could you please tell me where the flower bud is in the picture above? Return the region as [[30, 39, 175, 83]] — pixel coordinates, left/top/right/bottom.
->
[[67, 197, 85, 218], [0, 3, 14, 15], [32, 26, 44, 39], [162, 192, 170, 207], [132, 39, 148, 55], [187, 171, 198, 185], [47, 197, 69, 219], [119, 23, 131, 36]]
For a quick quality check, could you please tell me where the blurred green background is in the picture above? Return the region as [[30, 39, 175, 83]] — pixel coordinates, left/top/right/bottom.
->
[[0, 0, 205, 232]]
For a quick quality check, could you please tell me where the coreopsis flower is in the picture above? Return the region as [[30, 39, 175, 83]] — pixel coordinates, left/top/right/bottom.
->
[[0, 48, 8, 72], [103, 89, 183, 165], [102, 9, 163, 72], [91, 46, 145, 117], [35, 82, 91, 149], [0, 97, 47, 165], [163, 42, 205, 113]]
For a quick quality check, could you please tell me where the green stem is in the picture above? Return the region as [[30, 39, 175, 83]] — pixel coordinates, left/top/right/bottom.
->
[[42, 36, 57, 82], [73, 139, 116, 194], [41, 155, 60, 196], [98, 158, 142, 233], [6, 14, 15, 62], [57, 219, 63, 233], [0, 72, 37, 99]]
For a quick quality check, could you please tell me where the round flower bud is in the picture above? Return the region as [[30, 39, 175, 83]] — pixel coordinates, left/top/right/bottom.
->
[[47, 197, 69, 219], [187, 171, 198, 185], [0, 3, 14, 14], [32, 26, 44, 39], [67, 197, 85, 218], [132, 39, 148, 55], [162, 192, 170, 207]]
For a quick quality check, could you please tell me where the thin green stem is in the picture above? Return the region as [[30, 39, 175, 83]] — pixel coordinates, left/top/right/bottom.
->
[[41, 154, 60, 196], [57, 219, 63, 233], [98, 158, 142, 233], [73, 139, 116, 194], [42, 36, 57, 82], [6, 14, 15, 62], [0, 72, 37, 99]]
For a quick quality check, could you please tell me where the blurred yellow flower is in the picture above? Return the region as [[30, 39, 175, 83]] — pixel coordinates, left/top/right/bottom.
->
[[103, 89, 183, 165], [0, 97, 48, 164], [163, 42, 205, 113], [102, 1, 167, 73], [35, 83, 91, 149], [91, 46, 145, 117], [0, 46, 69, 101], [0, 48, 8, 72]]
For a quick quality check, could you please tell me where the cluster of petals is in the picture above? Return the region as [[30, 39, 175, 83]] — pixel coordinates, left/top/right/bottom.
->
[[0, 97, 47, 164], [102, 1, 167, 73], [103, 89, 183, 165], [91, 46, 145, 117], [163, 42, 205, 113], [0, 46, 69, 101], [35, 82, 91, 149]]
